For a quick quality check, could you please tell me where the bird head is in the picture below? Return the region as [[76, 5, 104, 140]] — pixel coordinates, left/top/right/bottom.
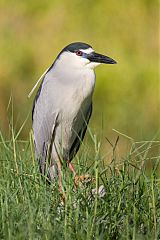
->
[[28, 42, 117, 98], [55, 42, 117, 70]]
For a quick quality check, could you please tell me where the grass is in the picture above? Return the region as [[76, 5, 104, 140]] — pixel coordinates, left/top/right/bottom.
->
[[0, 124, 160, 240], [0, 0, 159, 140]]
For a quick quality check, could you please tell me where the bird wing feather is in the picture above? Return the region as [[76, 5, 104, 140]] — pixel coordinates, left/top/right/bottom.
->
[[69, 103, 92, 161], [32, 77, 59, 174]]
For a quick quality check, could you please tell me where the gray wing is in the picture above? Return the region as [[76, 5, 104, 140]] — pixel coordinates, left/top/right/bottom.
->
[[69, 103, 92, 161], [32, 79, 58, 175]]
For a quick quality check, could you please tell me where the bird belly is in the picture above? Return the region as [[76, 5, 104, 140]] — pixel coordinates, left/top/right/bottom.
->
[[57, 98, 89, 155], [55, 95, 91, 160], [51, 68, 95, 161]]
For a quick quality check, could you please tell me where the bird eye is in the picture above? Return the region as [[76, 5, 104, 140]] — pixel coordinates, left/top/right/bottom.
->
[[75, 50, 83, 56]]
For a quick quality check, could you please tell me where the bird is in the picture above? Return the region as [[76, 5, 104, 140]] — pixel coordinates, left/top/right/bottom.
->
[[31, 42, 117, 184]]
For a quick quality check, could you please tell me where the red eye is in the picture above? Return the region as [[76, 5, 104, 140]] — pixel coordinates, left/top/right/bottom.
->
[[75, 50, 83, 56]]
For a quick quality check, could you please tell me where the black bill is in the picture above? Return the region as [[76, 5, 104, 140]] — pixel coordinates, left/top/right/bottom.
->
[[87, 52, 117, 64]]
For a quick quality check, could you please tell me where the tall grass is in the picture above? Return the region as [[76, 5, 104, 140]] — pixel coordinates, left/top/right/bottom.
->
[[0, 121, 160, 239]]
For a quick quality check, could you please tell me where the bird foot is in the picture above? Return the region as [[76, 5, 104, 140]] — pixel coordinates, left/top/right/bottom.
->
[[74, 174, 93, 187]]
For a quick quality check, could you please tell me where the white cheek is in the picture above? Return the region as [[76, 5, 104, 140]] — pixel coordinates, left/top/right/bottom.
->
[[87, 62, 101, 69], [59, 52, 90, 67]]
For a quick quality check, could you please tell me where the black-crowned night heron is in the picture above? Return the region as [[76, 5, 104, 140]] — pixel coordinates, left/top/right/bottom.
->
[[31, 42, 117, 183]]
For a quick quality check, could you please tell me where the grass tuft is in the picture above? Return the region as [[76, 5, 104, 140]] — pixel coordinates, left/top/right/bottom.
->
[[0, 125, 160, 240]]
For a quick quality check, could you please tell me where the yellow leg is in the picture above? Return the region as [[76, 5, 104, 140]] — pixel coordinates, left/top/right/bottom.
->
[[68, 162, 76, 174]]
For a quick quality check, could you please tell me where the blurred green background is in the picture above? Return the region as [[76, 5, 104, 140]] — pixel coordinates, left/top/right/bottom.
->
[[0, 0, 159, 156]]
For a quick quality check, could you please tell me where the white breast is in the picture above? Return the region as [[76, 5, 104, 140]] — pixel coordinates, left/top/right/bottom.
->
[[54, 67, 95, 153]]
